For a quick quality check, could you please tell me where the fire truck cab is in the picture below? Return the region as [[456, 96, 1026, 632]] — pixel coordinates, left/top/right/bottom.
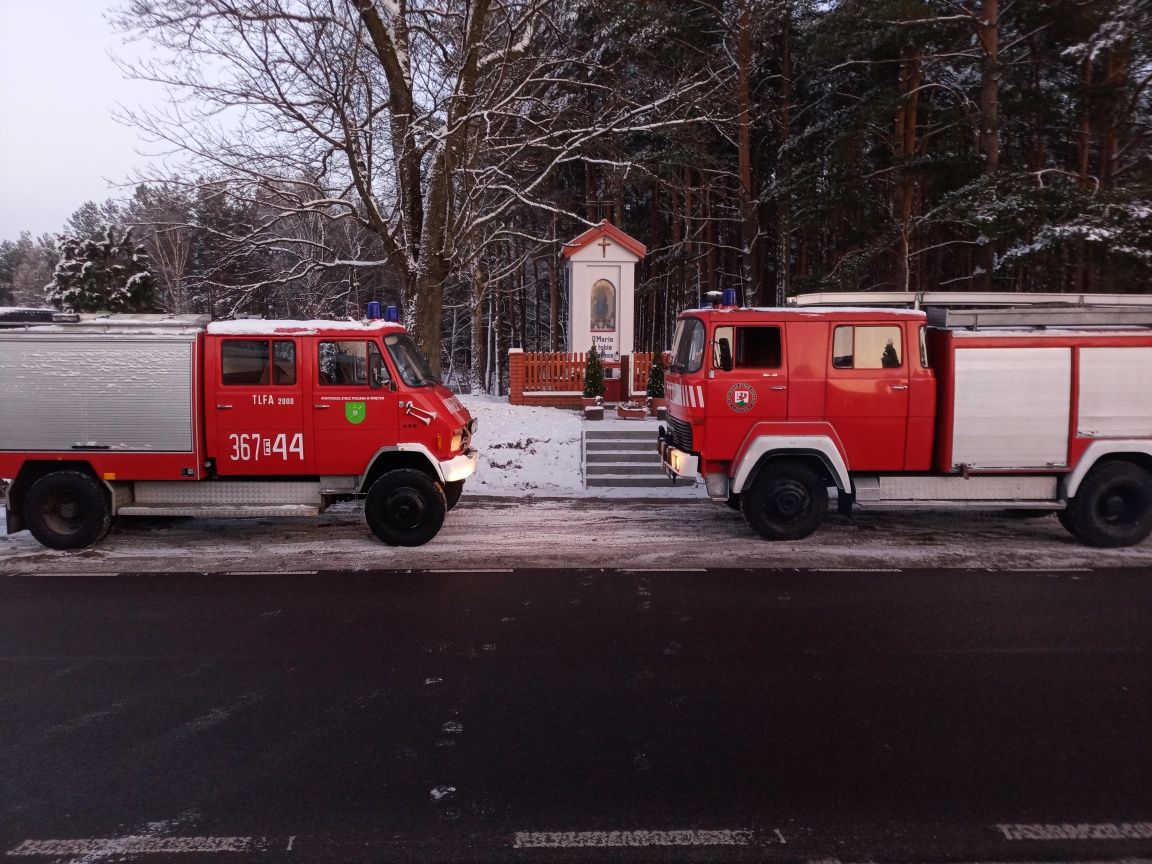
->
[[658, 301, 1152, 548], [1, 312, 477, 550]]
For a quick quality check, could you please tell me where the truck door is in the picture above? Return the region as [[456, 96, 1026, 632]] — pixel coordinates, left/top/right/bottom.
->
[[710, 324, 788, 456], [826, 323, 910, 471], [310, 337, 399, 476], [213, 338, 309, 475]]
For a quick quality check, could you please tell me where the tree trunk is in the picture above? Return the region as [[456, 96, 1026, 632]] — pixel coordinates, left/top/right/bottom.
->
[[976, 0, 1000, 291]]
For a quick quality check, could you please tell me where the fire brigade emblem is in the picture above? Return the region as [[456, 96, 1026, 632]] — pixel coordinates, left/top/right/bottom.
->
[[345, 401, 367, 425], [726, 383, 757, 413]]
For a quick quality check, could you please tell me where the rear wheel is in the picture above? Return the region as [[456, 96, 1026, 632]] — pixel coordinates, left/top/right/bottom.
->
[[741, 461, 827, 541], [24, 471, 112, 550], [1062, 461, 1152, 548], [365, 469, 447, 546], [443, 480, 465, 512]]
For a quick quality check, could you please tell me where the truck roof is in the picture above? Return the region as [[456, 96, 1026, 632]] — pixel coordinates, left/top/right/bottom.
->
[[681, 306, 926, 321], [207, 319, 405, 336], [0, 313, 406, 338]]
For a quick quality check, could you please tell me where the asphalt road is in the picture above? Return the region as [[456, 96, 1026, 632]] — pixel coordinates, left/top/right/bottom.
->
[[1, 566, 1150, 864]]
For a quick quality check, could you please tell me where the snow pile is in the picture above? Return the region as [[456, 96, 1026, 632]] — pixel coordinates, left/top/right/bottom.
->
[[459, 395, 584, 496]]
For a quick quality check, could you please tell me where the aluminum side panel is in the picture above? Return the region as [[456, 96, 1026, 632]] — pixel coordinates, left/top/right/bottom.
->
[[1078, 347, 1152, 437], [0, 337, 195, 452], [951, 347, 1071, 469]]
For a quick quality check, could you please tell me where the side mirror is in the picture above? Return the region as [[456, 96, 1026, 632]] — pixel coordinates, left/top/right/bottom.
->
[[717, 338, 733, 372], [661, 350, 672, 368]]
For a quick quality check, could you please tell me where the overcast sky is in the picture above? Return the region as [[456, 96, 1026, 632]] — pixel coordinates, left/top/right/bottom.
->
[[0, 0, 165, 241]]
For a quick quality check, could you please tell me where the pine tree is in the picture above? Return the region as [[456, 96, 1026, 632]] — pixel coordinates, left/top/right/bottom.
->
[[646, 357, 665, 398], [47, 228, 155, 313], [583, 345, 605, 399]]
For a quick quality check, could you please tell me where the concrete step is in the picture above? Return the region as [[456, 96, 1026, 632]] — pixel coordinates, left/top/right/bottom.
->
[[585, 452, 662, 464], [586, 476, 695, 488], [585, 429, 658, 441], [586, 440, 653, 452], [586, 463, 668, 477]]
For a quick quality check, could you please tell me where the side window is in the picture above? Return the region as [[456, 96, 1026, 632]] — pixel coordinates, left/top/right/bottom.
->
[[319, 340, 369, 386], [736, 327, 781, 368], [272, 340, 297, 384], [713, 325, 733, 369], [832, 325, 903, 370], [222, 340, 270, 386], [919, 325, 930, 368]]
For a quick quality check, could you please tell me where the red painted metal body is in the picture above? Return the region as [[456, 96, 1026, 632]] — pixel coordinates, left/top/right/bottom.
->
[[0, 319, 473, 486], [661, 306, 1152, 485]]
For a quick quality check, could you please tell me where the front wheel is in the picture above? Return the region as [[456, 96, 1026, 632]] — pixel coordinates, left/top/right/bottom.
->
[[1062, 461, 1152, 548], [741, 461, 827, 541], [24, 471, 112, 550], [365, 469, 447, 547]]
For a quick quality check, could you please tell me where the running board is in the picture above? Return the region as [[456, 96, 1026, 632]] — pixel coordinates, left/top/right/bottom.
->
[[852, 499, 1065, 510], [851, 473, 1060, 503], [118, 504, 320, 518]]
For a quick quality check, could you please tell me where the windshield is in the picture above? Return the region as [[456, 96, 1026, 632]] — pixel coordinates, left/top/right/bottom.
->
[[669, 317, 706, 373], [384, 333, 437, 387]]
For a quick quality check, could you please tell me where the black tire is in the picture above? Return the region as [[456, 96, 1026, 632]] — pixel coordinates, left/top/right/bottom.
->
[[741, 461, 828, 541], [1062, 461, 1152, 548], [24, 471, 112, 550], [725, 492, 742, 511], [364, 469, 447, 546], [443, 480, 465, 512]]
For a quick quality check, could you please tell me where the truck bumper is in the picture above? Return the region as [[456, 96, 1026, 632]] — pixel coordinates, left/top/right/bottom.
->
[[657, 429, 699, 479], [440, 449, 479, 484]]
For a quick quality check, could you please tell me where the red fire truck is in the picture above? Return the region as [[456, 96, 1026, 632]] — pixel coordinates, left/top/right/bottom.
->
[[657, 300, 1152, 547], [1, 311, 477, 550]]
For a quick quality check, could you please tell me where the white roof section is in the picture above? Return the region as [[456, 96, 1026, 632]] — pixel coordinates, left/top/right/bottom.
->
[[687, 306, 926, 319], [207, 319, 405, 335]]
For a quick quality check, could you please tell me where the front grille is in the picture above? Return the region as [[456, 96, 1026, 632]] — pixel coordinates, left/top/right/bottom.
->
[[666, 416, 694, 452]]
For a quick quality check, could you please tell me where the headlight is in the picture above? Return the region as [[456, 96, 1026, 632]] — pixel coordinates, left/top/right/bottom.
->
[[450, 429, 464, 452]]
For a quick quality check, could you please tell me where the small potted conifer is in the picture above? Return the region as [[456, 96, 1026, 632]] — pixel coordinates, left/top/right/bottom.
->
[[582, 345, 605, 419], [646, 357, 667, 418]]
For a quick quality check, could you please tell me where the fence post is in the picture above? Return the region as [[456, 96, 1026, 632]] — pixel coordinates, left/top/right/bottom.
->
[[508, 348, 525, 405]]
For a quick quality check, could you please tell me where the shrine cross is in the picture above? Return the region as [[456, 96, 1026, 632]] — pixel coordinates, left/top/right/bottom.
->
[[597, 236, 611, 257]]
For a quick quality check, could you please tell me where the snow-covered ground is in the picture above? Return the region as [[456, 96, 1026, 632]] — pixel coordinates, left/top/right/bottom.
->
[[2, 396, 1151, 573], [459, 394, 700, 498]]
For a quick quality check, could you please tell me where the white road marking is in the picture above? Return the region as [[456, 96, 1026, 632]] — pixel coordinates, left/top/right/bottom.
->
[[224, 570, 317, 576], [426, 569, 513, 573], [620, 568, 707, 573], [8, 837, 253, 856], [1004, 568, 1093, 573], [996, 822, 1152, 841], [512, 829, 759, 848], [811, 568, 903, 573], [286, 835, 295, 851]]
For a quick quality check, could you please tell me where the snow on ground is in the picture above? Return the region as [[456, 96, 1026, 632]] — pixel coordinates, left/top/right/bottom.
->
[[458, 395, 701, 498]]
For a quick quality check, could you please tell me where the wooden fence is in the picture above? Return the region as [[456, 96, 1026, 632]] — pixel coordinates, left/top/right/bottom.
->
[[631, 352, 653, 396], [523, 351, 587, 393]]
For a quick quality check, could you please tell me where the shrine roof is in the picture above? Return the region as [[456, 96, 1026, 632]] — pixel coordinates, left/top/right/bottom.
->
[[562, 220, 647, 259]]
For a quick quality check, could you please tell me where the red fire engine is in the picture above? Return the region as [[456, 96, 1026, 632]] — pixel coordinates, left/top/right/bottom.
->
[[658, 298, 1152, 547], [1, 310, 477, 550]]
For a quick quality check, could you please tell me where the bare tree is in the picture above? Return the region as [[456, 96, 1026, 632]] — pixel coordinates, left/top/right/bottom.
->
[[115, 0, 715, 374]]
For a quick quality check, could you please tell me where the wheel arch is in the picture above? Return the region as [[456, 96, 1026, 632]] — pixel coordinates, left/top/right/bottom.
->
[[730, 436, 850, 495], [360, 446, 442, 493], [1064, 442, 1152, 498], [6, 460, 102, 535]]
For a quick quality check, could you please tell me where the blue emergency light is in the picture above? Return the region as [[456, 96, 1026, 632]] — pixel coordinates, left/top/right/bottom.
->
[[384, 305, 400, 322], [366, 301, 382, 319], [723, 288, 738, 307]]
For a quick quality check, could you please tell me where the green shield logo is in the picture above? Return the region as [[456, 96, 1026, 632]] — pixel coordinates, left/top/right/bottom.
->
[[345, 401, 366, 425]]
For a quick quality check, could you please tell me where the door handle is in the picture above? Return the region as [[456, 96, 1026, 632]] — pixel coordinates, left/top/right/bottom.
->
[[313, 404, 331, 410], [890, 384, 909, 391], [769, 385, 787, 391], [216, 404, 233, 410]]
